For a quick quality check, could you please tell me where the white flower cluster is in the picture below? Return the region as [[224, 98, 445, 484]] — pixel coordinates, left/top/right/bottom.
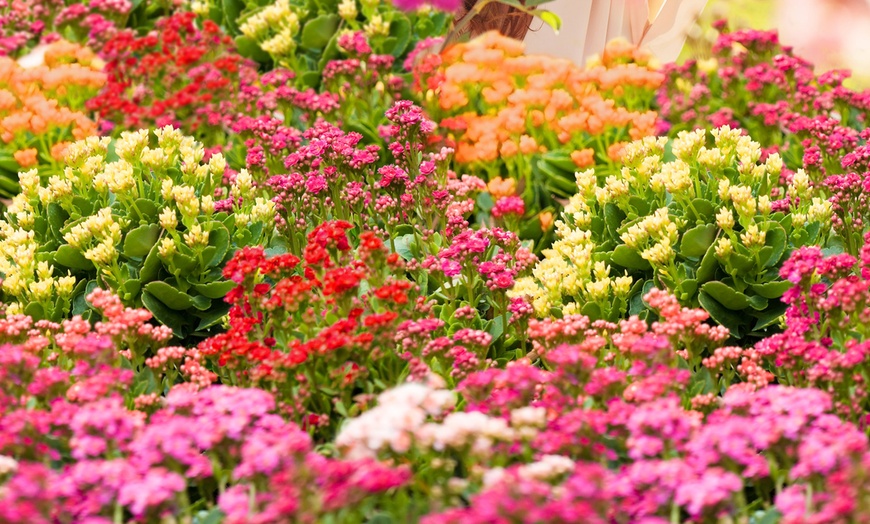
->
[[337, 381, 548, 461]]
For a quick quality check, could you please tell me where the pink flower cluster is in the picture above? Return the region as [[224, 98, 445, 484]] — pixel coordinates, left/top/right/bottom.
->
[[753, 238, 870, 420], [659, 24, 870, 189], [336, 287, 870, 522], [247, 100, 482, 258], [0, 385, 408, 522], [392, 0, 461, 11]]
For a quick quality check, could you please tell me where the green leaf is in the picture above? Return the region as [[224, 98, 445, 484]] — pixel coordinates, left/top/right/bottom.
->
[[300, 70, 321, 89], [72, 196, 94, 216], [803, 221, 822, 246], [680, 224, 718, 258], [747, 294, 769, 311], [47, 203, 69, 238], [763, 223, 787, 267], [749, 508, 782, 524], [580, 301, 602, 320], [611, 244, 651, 270], [194, 303, 231, 331], [689, 198, 716, 222], [540, 161, 578, 197], [124, 224, 161, 258], [143, 281, 194, 310], [193, 280, 236, 299], [387, 14, 412, 56], [604, 203, 625, 239], [822, 235, 847, 256], [191, 294, 211, 311], [696, 243, 719, 283], [317, 31, 342, 70], [234, 35, 271, 63], [32, 216, 48, 238], [131, 198, 159, 224], [301, 14, 340, 50], [142, 291, 186, 338], [729, 252, 755, 273], [701, 281, 750, 310], [628, 287, 646, 316], [628, 196, 651, 216], [0, 174, 19, 198], [172, 253, 199, 274], [394, 234, 416, 261], [55, 245, 95, 271], [23, 301, 45, 320], [140, 243, 162, 283], [486, 315, 504, 341], [537, 10, 561, 31], [71, 279, 92, 316], [750, 280, 793, 299], [541, 151, 577, 172], [698, 291, 743, 338], [752, 302, 788, 332], [120, 278, 141, 301], [677, 278, 698, 302], [221, 0, 243, 34], [0, 151, 21, 172], [207, 224, 231, 267]]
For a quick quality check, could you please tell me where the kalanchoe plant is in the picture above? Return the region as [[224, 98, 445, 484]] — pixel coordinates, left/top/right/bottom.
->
[[412, 33, 662, 225], [0, 127, 279, 342], [511, 127, 834, 343], [659, 24, 870, 178], [0, 0, 132, 58], [236, 31, 409, 152], [241, 100, 485, 257], [0, 40, 106, 198], [658, 24, 870, 259], [87, 12, 257, 146], [753, 236, 870, 423], [199, 221, 430, 438], [338, 289, 870, 522], [218, 0, 449, 88], [0, 308, 409, 522]]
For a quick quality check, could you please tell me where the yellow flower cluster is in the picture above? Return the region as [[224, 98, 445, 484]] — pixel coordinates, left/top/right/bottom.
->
[[509, 171, 634, 316], [621, 208, 682, 266], [509, 126, 833, 318], [63, 207, 126, 265], [0, 127, 276, 315], [240, 0, 301, 57]]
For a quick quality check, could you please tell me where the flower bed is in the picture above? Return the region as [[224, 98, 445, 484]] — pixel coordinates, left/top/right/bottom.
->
[[0, 2, 869, 523]]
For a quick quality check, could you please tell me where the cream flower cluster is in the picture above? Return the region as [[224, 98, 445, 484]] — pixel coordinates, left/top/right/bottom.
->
[[510, 126, 832, 317], [337, 379, 544, 463]]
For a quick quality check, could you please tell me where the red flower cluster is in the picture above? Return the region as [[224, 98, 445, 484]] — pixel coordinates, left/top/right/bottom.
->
[[87, 12, 255, 140], [199, 222, 428, 437]]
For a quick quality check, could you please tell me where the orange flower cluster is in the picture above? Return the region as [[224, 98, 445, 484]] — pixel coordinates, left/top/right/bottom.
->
[[0, 40, 106, 168], [422, 32, 663, 167]]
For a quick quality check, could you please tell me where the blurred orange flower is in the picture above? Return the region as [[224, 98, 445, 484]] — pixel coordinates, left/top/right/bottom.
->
[[539, 211, 554, 231], [0, 39, 105, 172], [487, 176, 517, 200], [13, 148, 37, 167], [571, 148, 596, 168], [416, 32, 662, 170]]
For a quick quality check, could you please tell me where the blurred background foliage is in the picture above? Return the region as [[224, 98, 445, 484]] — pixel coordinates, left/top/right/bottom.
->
[[683, 0, 870, 88]]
